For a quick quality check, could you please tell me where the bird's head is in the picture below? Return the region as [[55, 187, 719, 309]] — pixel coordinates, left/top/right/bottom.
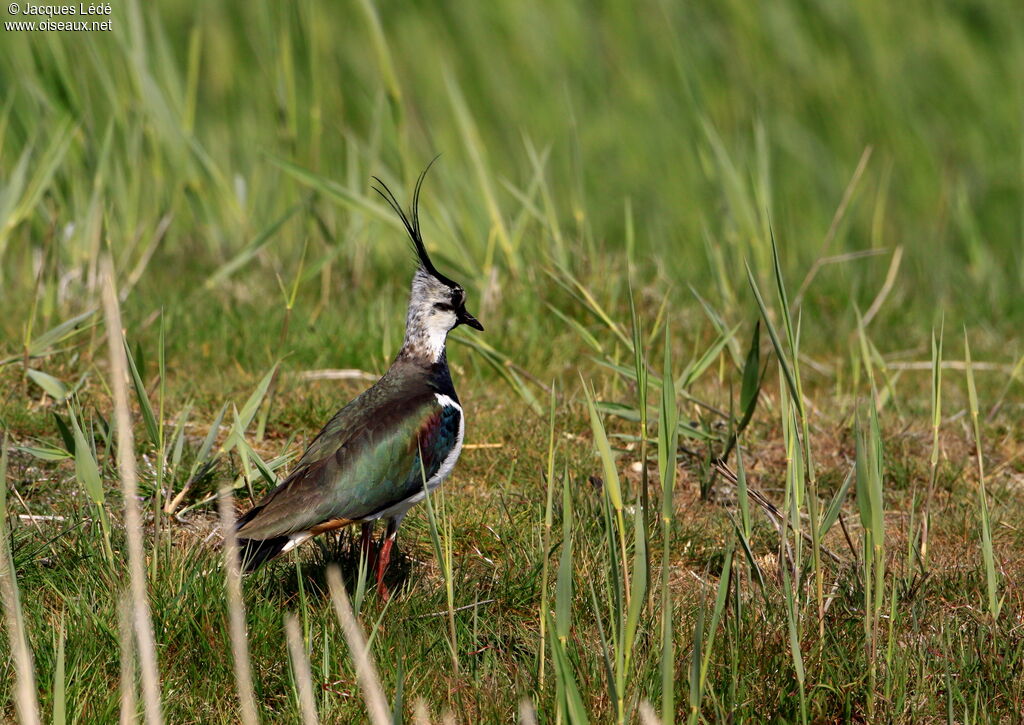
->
[[373, 163, 483, 362], [406, 269, 483, 334]]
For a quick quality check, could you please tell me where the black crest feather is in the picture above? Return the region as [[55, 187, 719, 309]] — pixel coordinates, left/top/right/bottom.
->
[[371, 156, 458, 289]]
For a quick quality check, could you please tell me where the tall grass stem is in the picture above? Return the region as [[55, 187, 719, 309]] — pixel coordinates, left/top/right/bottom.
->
[[217, 487, 259, 725], [326, 566, 392, 725], [0, 436, 40, 725], [285, 613, 320, 725], [101, 255, 164, 725]]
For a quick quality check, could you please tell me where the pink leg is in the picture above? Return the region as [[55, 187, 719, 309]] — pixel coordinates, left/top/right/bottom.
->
[[375, 518, 400, 600], [376, 537, 394, 600]]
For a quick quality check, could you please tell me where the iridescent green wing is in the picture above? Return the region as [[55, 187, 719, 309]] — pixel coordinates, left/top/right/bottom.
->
[[236, 389, 458, 540]]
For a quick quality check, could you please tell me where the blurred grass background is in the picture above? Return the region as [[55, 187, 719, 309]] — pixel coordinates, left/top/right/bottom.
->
[[2, 0, 1022, 365], [2, 0, 1024, 722]]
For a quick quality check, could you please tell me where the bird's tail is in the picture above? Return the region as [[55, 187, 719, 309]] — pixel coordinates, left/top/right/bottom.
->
[[237, 535, 289, 573]]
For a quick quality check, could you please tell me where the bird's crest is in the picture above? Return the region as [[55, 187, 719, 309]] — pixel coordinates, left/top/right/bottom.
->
[[371, 157, 459, 289]]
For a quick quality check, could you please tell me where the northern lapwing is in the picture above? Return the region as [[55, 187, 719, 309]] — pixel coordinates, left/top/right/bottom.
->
[[235, 165, 482, 598]]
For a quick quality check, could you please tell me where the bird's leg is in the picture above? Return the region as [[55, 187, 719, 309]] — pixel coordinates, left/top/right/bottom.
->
[[359, 521, 376, 565], [375, 518, 399, 600]]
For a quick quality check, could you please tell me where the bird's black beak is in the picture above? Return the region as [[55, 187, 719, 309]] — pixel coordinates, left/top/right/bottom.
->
[[457, 307, 484, 331]]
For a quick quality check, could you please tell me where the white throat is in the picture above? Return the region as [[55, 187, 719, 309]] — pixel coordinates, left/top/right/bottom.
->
[[400, 320, 449, 363], [419, 325, 448, 362], [399, 268, 458, 365]]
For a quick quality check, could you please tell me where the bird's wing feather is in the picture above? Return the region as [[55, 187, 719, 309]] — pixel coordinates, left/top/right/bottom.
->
[[236, 383, 460, 540]]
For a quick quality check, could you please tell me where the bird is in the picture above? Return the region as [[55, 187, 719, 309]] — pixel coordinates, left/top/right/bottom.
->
[[234, 163, 483, 598]]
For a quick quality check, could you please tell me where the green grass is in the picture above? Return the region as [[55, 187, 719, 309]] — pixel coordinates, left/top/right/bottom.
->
[[2, 0, 1024, 721]]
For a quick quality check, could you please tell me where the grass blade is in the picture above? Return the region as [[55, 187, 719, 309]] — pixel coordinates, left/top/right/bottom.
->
[[737, 320, 762, 433], [686, 601, 704, 725], [118, 597, 137, 725], [26, 369, 68, 401], [327, 565, 392, 725], [237, 363, 280, 435], [820, 469, 854, 536], [658, 326, 677, 725], [746, 263, 798, 405], [855, 405, 886, 720], [217, 486, 259, 725], [204, 202, 304, 289], [53, 611, 66, 725], [354, 0, 404, 114], [25, 310, 96, 359], [0, 435, 41, 725], [555, 470, 573, 647], [420, 456, 458, 672], [101, 256, 164, 725], [68, 407, 104, 505], [269, 156, 394, 221], [921, 323, 944, 563], [285, 613, 320, 725], [964, 331, 1001, 621], [444, 69, 515, 272], [538, 383, 559, 690], [67, 403, 113, 563], [688, 548, 733, 725], [582, 379, 630, 605], [547, 609, 590, 725], [124, 338, 160, 450]]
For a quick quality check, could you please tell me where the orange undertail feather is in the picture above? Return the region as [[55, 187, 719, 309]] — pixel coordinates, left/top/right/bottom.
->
[[309, 517, 355, 535]]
